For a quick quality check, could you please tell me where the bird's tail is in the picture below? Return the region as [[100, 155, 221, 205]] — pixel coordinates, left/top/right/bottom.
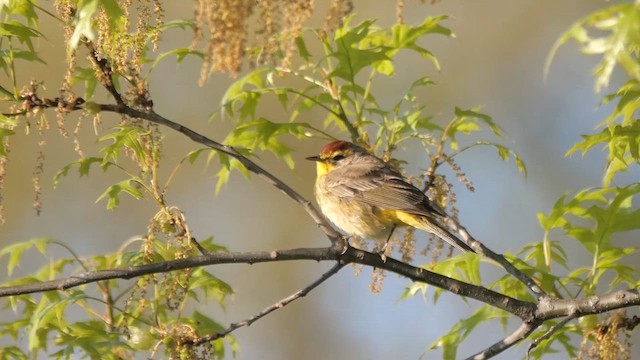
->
[[397, 212, 476, 253]]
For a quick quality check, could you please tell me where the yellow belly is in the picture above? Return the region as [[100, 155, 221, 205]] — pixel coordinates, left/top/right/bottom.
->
[[315, 184, 399, 240]]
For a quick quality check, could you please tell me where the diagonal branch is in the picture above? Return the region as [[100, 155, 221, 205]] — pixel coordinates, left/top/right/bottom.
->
[[190, 262, 346, 345], [527, 313, 577, 357], [441, 216, 547, 300], [85, 42, 125, 107], [341, 246, 537, 319], [466, 322, 539, 360]]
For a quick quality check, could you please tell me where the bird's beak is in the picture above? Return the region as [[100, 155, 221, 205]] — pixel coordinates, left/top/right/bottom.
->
[[305, 155, 322, 162]]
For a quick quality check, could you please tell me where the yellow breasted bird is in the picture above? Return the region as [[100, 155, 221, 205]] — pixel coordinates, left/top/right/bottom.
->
[[307, 140, 474, 253]]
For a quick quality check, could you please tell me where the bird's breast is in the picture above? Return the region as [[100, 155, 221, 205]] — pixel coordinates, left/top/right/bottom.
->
[[314, 180, 397, 240]]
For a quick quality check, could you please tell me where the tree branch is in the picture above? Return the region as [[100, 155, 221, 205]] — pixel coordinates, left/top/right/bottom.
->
[[1, 240, 639, 358], [190, 262, 346, 345], [527, 314, 576, 356], [536, 289, 640, 320], [441, 216, 547, 300], [466, 322, 538, 360], [0, 245, 533, 317], [0, 247, 337, 297], [0, 243, 535, 318], [340, 246, 536, 319]]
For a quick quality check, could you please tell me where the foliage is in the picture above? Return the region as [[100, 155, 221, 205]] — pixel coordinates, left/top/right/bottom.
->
[[427, 2, 640, 358], [0, 0, 638, 359]]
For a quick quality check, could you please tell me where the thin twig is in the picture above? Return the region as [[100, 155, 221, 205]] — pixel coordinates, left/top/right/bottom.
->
[[270, 66, 360, 141], [191, 262, 346, 345], [441, 216, 547, 300], [527, 313, 577, 358], [189, 237, 210, 255], [327, 77, 360, 142], [85, 42, 125, 107], [466, 322, 538, 360]]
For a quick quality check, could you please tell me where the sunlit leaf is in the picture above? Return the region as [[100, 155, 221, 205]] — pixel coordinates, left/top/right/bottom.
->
[[0, 238, 52, 276], [54, 157, 111, 188], [96, 178, 145, 210]]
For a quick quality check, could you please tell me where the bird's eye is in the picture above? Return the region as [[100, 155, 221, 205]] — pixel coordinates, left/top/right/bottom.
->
[[332, 154, 345, 161]]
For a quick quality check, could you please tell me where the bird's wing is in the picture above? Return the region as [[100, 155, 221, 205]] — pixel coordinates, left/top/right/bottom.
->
[[325, 163, 443, 217], [325, 161, 475, 253]]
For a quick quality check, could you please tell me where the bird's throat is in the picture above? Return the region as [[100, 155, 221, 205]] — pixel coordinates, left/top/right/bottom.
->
[[315, 161, 331, 176]]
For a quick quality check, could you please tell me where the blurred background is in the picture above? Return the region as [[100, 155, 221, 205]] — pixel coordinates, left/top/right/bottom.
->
[[0, 0, 631, 359]]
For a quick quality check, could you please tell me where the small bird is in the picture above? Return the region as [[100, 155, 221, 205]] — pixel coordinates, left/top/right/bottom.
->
[[307, 140, 475, 253]]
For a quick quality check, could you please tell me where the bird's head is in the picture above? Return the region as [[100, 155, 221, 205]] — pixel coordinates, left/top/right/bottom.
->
[[306, 141, 365, 176]]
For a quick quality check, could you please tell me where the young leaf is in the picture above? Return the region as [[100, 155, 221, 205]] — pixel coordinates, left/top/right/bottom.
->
[[95, 178, 145, 210], [0, 238, 52, 276], [54, 157, 111, 188]]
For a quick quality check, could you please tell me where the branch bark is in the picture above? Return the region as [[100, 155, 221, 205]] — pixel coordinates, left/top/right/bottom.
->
[[1, 242, 638, 357], [466, 322, 538, 360], [190, 262, 346, 345]]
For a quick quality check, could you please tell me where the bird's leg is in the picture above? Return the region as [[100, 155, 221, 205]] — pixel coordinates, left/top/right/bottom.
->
[[378, 225, 398, 262]]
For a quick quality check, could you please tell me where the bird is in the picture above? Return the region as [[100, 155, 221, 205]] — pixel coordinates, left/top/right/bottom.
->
[[306, 140, 475, 253]]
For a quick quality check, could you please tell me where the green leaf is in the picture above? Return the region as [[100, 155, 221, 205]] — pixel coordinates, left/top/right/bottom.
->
[[72, 67, 99, 100], [423, 253, 481, 303], [215, 154, 249, 194], [185, 312, 239, 358], [99, 125, 150, 168], [330, 18, 391, 80], [221, 68, 270, 119], [0, 346, 28, 360], [68, 0, 99, 48], [0, 21, 43, 51], [188, 268, 234, 308], [444, 107, 502, 150], [185, 147, 215, 164], [190, 311, 224, 334], [68, 0, 123, 49], [0, 84, 16, 100], [96, 178, 145, 210], [156, 19, 196, 32], [0, 238, 52, 276], [546, 4, 640, 92], [453, 141, 527, 176], [566, 127, 610, 156], [388, 15, 452, 69], [223, 118, 318, 171], [147, 48, 204, 73], [0, 127, 15, 157], [2, 0, 39, 26], [528, 322, 580, 358], [295, 35, 312, 62], [28, 292, 90, 351], [0, 49, 45, 65], [428, 306, 496, 360], [54, 157, 111, 188]]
